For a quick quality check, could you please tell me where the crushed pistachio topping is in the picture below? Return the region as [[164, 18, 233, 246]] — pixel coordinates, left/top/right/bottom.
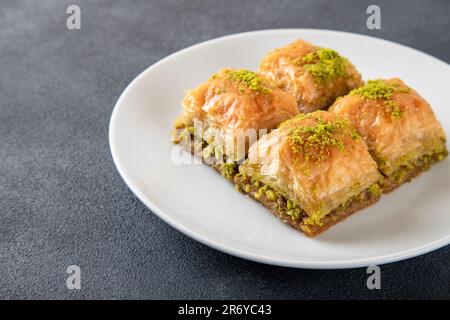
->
[[368, 183, 382, 197], [300, 48, 348, 82], [229, 69, 271, 93], [237, 176, 304, 221], [282, 113, 358, 162], [350, 79, 409, 119]]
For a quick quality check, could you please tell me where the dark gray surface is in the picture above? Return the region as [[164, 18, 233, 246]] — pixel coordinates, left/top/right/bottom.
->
[[1, 0, 449, 299]]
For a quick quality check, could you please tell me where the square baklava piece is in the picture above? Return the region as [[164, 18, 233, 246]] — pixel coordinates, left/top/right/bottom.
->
[[329, 78, 448, 192], [236, 111, 383, 237], [172, 68, 299, 181], [259, 39, 363, 112]]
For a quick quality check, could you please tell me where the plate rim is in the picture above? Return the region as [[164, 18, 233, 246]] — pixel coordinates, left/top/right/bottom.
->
[[109, 28, 450, 269]]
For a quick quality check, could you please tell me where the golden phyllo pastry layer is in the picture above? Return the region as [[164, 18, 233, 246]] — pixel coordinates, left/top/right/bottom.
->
[[259, 39, 363, 112], [329, 78, 448, 191]]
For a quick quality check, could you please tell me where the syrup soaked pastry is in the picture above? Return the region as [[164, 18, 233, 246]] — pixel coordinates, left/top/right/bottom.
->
[[259, 39, 363, 112], [329, 78, 448, 192]]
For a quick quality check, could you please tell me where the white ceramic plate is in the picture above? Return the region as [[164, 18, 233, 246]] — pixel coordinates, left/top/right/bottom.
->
[[109, 29, 450, 269]]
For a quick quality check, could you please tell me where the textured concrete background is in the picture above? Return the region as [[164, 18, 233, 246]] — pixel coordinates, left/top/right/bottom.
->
[[1, 0, 449, 299]]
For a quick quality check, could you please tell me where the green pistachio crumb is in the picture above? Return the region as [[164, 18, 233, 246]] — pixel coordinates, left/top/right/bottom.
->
[[303, 215, 323, 227], [351, 79, 395, 100], [265, 190, 277, 201], [220, 163, 237, 180], [229, 69, 271, 93], [287, 199, 294, 210], [285, 115, 355, 162], [301, 48, 348, 82], [368, 183, 381, 197], [258, 185, 269, 194], [286, 208, 301, 220], [378, 176, 387, 187], [350, 79, 407, 119], [252, 180, 261, 188], [392, 168, 408, 183], [387, 100, 403, 119]]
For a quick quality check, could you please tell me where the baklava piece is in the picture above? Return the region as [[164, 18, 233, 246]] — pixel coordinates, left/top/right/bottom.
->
[[329, 78, 448, 192], [236, 111, 383, 237], [172, 68, 298, 181], [259, 39, 363, 113]]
